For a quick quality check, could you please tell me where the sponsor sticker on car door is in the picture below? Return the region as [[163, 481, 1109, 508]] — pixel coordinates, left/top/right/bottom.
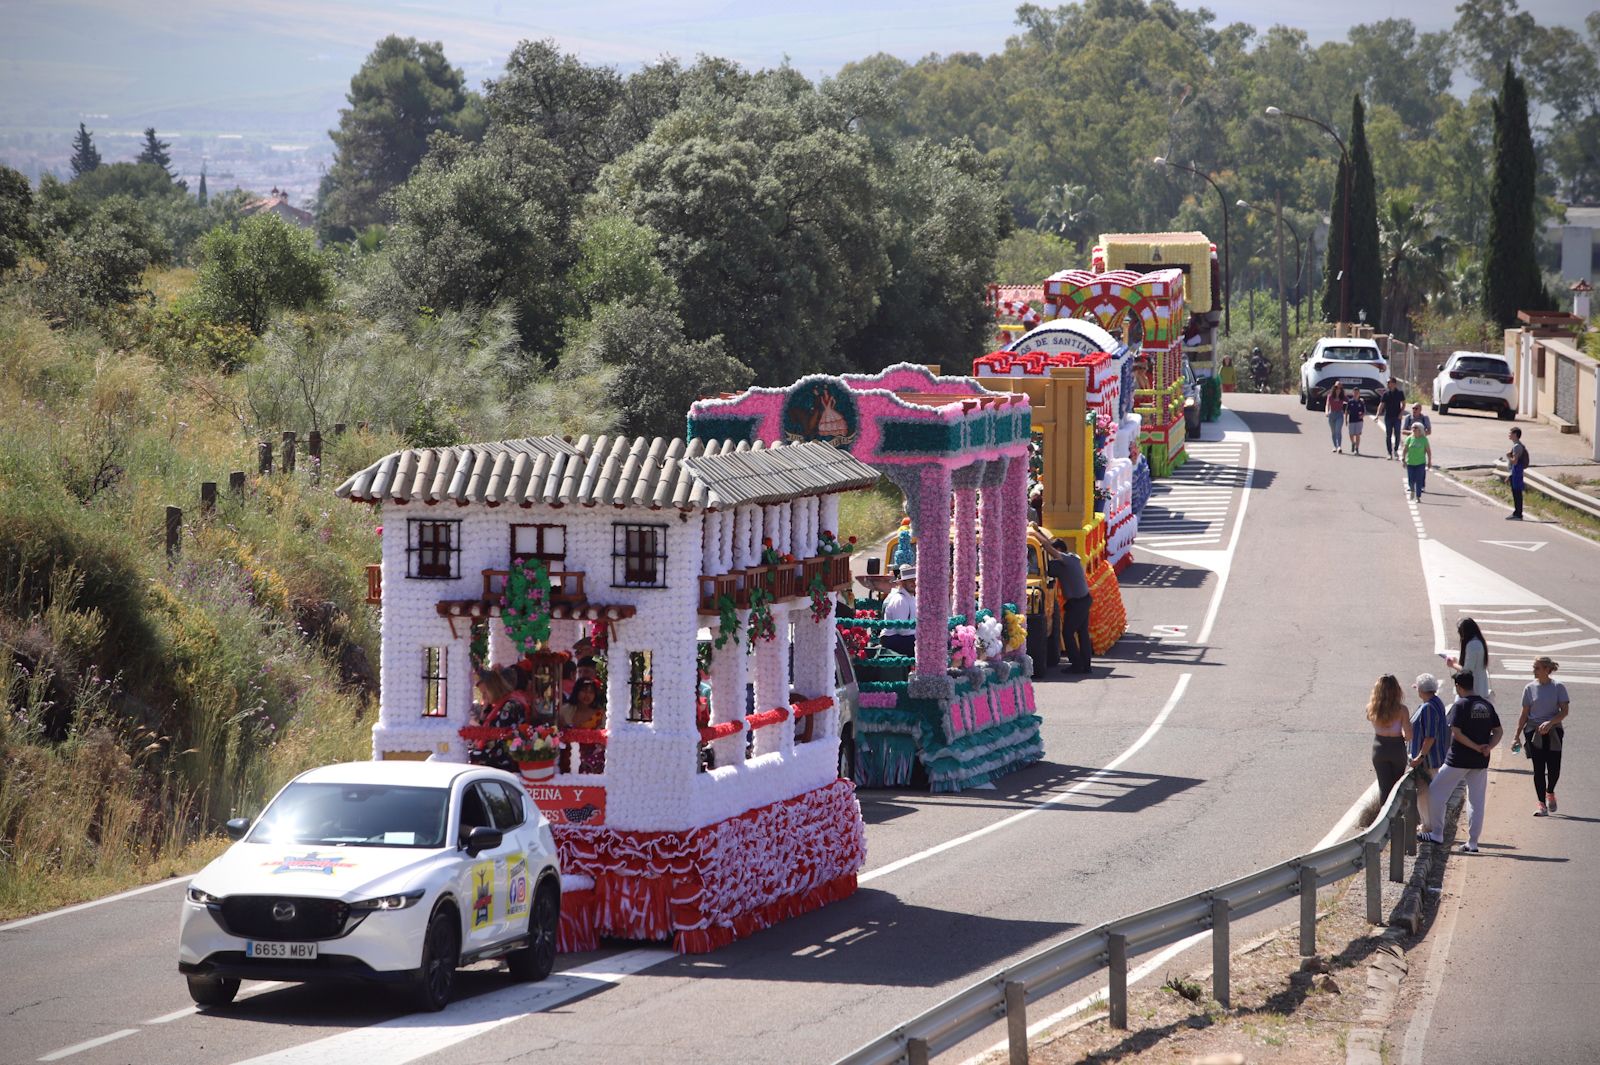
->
[[470, 860, 495, 932], [506, 853, 529, 920]]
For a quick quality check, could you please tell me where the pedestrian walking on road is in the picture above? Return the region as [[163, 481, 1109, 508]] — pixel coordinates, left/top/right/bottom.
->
[[1424, 671, 1503, 852], [1381, 379, 1406, 459], [1445, 617, 1492, 704], [1505, 427, 1529, 520], [1368, 674, 1413, 804], [1401, 403, 1432, 438], [1514, 656, 1570, 816], [1409, 674, 1450, 838], [1346, 389, 1367, 455], [1326, 383, 1347, 452], [1403, 423, 1432, 500]]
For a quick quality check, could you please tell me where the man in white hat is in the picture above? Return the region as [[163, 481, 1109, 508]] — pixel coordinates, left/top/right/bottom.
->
[[881, 566, 917, 656]]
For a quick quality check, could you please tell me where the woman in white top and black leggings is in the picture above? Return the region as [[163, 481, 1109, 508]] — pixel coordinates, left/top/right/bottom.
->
[[1445, 617, 1491, 707], [1368, 674, 1413, 804], [1515, 656, 1570, 816]]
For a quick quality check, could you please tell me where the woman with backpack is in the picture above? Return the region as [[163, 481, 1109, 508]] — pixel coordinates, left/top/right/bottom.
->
[[1326, 382, 1347, 452]]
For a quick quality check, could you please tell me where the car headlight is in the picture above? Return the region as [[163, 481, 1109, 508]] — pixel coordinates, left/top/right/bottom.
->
[[350, 890, 424, 912], [187, 886, 222, 905]]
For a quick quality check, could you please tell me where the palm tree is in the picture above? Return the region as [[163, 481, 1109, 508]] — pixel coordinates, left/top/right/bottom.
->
[[1037, 182, 1102, 246], [1379, 196, 1453, 340]]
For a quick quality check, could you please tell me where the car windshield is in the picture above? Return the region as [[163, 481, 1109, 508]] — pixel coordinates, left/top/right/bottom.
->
[[248, 782, 451, 848], [1319, 346, 1381, 361], [1454, 357, 1508, 375]]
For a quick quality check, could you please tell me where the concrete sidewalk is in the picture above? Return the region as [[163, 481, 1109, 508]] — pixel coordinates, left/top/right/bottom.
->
[[1423, 404, 1597, 473], [1396, 745, 1600, 1063]]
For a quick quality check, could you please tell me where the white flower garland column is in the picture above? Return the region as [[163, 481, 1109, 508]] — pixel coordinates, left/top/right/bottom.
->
[[820, 494, 841, 543], [708, 626, 749, 770], [440, 625, 472, 762], [791, 602, 836, 738], [752, 605, 793, 759]]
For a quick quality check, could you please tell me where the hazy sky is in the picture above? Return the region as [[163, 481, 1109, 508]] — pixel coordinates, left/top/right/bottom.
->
[[0, 0, 1593, 130]]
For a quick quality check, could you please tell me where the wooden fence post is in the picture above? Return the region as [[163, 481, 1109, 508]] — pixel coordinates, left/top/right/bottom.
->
[[1299, 866, 1318, 956], [258, 441, 273, 475], [281, 431, 297, 474], [229, 471, 245, 498], [165, 506, 182, 564], [1004, 980, 1028, 1065], [308, 430, 322, 483], [1108, 933, 1128, 1028], [334, 422, 346, 436], [1211, 896, 1231, 1008], [200, 482, 216, 514]]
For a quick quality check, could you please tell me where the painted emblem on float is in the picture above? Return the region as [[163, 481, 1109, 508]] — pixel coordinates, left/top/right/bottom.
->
[[782, 379, 859, 448]]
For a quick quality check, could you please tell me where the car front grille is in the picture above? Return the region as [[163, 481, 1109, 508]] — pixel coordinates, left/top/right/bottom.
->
[[217, 895, 352, 941]]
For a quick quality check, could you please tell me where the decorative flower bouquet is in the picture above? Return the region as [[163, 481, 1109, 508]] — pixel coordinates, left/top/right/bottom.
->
[[976, 615, 1004, 659], [817, 530, 856, 556], [839, 609, 874, 659], [500, 556, 553, 655], [1002, 606, 1027, 653], [949, 624, 979, 670], [808, 572, 831, 623], [506, 723, 561, 765]]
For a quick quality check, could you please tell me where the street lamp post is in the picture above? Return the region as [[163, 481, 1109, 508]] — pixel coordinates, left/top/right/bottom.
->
[[1152, 156, 1230, 336], [1265, 106, 1350, 327], [1237, 197, 1307, 361]]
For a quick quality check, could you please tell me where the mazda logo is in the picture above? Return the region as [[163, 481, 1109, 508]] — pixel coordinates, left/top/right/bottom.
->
[[272, 901, 297, 922]]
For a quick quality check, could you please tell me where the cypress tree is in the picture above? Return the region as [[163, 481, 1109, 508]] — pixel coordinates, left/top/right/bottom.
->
[[1483, 62, 1546, 327], [137, 127, 174, 175], [1346, 95, 1381, 327], [1320, 153, 1348, 322], [70, 122, 102, 177], [198, 164, 208, 206]]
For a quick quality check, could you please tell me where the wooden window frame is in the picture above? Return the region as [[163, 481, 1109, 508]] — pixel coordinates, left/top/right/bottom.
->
[[510, 523, 567, 564], [422, 646, 448, 718], [407, 519, 461, 580], [612, 523, 668, 588]]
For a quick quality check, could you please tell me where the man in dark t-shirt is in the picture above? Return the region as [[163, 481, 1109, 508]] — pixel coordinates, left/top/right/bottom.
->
[[1380, 380, 1406, 459], [1423, 671, 1502, 852], [1345, 391, 1367, 454]]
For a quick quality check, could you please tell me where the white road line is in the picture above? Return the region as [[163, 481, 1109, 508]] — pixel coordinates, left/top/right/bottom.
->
[[38, 1029, 139, 1061], [225, 949, 675, 1065], [1437, 469, 1600, 551], [0, 875, 190, 932], [1193, 412, 1256, 645], [1401, 833, 1469, 1065], [859, 673, 1192, 885]]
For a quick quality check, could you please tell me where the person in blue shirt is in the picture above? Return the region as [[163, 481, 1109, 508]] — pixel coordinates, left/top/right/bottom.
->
[[1408, 673, 1449, 839]]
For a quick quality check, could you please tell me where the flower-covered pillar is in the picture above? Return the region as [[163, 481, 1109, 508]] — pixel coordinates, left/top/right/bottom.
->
[[1002, 453, 1030, 609], [707, 625, 749, 770], [791, 601, 836, 737], [914, 463, 953, 677], [951, 466, 980, 624], [979, 459, 1010, 619], [752, 604, 793, 759]]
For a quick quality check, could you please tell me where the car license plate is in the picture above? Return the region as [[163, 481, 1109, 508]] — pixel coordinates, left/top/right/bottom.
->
[[1469, 377, 1494, 386], [246, 941, 317, 960]]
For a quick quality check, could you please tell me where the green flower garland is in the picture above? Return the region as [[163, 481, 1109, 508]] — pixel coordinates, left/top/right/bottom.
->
[[713, 593, 741, 650], [501, 557, 553, 655]]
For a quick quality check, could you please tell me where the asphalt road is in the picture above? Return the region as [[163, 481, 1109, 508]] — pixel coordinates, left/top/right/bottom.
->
[[9, 394, 1583, 1065]]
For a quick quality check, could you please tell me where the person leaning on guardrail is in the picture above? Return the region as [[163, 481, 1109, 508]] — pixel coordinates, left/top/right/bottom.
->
[[1424, 670, 1504, 854], [1368, 674, 1412, 805], [1408, 674, 1449, 839]]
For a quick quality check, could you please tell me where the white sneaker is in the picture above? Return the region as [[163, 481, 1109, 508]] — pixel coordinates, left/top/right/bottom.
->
[[1457, 842, 1480, 853]]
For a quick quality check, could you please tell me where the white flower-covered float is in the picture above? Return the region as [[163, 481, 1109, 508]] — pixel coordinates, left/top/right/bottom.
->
[[337, 434, 881, 953], [688, 365, 1044, 792]]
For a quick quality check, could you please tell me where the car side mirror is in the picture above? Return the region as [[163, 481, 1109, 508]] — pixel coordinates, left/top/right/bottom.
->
[[225, 817, 251, 842], [463, 825, 503, 856]]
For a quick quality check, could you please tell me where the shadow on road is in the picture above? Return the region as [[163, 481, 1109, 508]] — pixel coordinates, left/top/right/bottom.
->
[[1236, 410, 1301, 436], [1118, 563, 1210, 591], [1097, 634, 1219, 670], [858, 762, 1203, 821]]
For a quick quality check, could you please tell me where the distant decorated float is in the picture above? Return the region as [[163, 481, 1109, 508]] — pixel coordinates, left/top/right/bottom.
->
[[689, 365, 1044, 792]]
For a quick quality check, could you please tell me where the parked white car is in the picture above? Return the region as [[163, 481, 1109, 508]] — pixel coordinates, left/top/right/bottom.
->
[[1298, 338, 1388, 412], [1431, 351, 1516, 420], [178, 760, 561, 1012]]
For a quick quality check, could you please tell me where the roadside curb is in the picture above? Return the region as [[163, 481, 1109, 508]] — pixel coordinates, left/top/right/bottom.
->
[[1343, 788, 1465, 1065]]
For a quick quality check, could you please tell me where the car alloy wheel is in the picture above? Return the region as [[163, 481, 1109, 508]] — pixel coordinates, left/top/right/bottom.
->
[[510, 882, 559, 982], [415, 908, 459, 1011]]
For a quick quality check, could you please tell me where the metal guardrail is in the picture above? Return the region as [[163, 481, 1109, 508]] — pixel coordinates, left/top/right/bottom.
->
[[1493, 461, 1600, 522], [837, 771, 1420, 1065]]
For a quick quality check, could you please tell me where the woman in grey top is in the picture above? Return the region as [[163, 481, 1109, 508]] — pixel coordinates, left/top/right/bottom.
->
[[1514, 656, 1571, 815]]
